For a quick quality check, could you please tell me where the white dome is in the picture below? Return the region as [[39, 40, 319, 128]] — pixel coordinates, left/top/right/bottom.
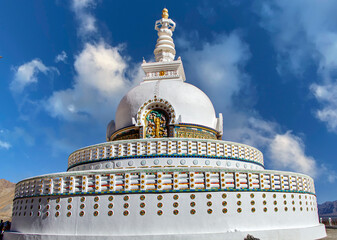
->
[[114, 80, 217, 131]]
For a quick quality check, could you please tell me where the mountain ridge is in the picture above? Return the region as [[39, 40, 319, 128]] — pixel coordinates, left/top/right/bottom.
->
[[0, 179, 15, 221], [318, 200, 337, 217]]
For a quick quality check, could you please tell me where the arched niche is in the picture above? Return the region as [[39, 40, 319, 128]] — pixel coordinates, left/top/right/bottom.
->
[[135, 97, 176, 139], [145, 109, 169, 138]]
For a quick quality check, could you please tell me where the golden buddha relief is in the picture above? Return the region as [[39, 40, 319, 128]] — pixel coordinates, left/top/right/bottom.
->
[[145, 109, 168, 138]]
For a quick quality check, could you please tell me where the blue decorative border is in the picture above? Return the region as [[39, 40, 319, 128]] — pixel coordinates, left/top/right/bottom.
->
[[67, 154, 265, 171]]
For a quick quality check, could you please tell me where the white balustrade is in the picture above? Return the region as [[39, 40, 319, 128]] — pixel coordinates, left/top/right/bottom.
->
[[68, 139, 264, 170], [14, 169, 314, 199]]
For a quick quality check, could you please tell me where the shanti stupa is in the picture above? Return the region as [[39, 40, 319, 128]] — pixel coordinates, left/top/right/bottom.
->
[[5, 9, 326, 240]]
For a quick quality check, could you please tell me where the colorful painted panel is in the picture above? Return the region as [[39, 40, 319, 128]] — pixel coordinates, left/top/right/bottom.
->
[[174, 126, 217, 139], [110, 127, 140, 141], [145, 109, 168, 138]]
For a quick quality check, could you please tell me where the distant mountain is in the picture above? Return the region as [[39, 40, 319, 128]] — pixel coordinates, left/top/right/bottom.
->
[[0, 179, 15, 221], [318, 200, 337, 217]]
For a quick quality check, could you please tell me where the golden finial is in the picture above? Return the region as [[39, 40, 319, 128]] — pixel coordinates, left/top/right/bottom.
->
[[162, 8, 169, 19]]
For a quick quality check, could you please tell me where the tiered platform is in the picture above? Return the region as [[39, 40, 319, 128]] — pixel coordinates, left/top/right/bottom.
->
[[5, 8, 326, 240], [7, 143, 324, 239], [67, 138, 264, 171]]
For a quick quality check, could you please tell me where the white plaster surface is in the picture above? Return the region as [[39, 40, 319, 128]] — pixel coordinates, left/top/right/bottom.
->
[[68, 157, 264, 172], [114, 80, 217, 131], [4, 224, 326, 240], [8, 191, 324, 239]]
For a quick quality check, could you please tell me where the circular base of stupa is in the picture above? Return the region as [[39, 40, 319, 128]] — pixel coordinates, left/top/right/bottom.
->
[[4, 224, 326, 240]]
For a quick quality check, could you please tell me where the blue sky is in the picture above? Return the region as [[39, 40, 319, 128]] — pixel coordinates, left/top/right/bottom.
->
[[1, 0, 337, 203]]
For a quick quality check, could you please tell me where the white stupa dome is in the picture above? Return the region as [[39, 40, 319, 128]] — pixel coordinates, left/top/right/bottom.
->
[[114, 79, 218, 131], [106, 8, 223, 140]]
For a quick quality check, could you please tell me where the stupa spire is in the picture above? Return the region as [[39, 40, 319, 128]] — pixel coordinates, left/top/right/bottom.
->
[[154, 8, 176, 62]]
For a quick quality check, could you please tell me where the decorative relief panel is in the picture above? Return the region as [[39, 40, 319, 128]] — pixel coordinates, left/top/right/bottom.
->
[[109, 127, 140, 141], [144, 70, 179, 80], [145, 109, 168, 138], [136, 97, 176, 127], [174, 126, 216, 139]]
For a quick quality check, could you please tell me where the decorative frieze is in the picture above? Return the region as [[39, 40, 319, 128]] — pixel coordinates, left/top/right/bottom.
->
[[68, 138, 264, 170], [14, 168, 315, 199]]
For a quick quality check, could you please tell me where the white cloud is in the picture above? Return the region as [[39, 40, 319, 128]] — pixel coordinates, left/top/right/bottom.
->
[[179, 32, 250, 109], [50, 1, 145, 123], [316, 108, 337, 131], [0, 140, 11, 149], [227, 115, 277, 148], [45, 42, 142, 123], [257, 1, 337, 79], [55, 51, 68, 63], [222, 114, 318, 176], [257, 1, 337, 133], [12, 127, 35, 146], [10, 59, 58, 93], [225, 114, 319, 176], [328, 172, 337, 183], [71, 0, 97, 37], [179, 30, 320, 177], [0, 127, 34, 151], [311, 83, 337, 132], [319, 164, 337, 183], [268, 131, 317, 176]]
